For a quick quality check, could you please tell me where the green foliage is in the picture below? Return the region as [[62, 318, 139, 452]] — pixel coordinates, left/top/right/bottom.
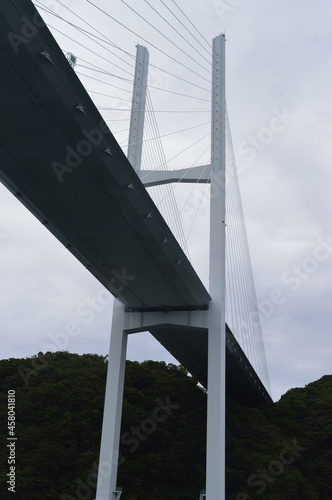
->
[[0, 352, 106, 500], [0, 352, 331, 499], [118, 360, 206, 499]]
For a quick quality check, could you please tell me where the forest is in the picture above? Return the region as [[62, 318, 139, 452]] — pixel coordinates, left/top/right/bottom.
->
[[0, 351, 331, 499]]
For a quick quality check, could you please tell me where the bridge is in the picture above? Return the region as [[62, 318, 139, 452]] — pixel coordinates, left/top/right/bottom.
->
[[0, 1, 272, 499]]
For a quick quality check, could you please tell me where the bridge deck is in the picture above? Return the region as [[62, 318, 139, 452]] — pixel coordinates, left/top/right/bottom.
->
[[0, 0, 210, 311], [149, 326, 272, 406], [0, 0, 271, 406]]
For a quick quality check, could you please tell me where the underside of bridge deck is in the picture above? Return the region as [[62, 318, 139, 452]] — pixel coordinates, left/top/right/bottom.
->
[[149, 324, 272, 406]]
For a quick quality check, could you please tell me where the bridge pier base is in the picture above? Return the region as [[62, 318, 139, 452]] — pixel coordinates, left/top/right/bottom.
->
[[206, 302, 226, 500], [96, 307, 210, 499], [96, 299, 127, 500]]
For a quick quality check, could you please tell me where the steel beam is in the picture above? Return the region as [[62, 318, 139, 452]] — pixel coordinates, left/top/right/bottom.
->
[[138, 164, 212, 187]]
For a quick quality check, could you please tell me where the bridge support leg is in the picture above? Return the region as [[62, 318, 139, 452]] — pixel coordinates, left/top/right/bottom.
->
[[96, 299, 127, 500], [206, 33, 226, 500], [206, 303, 226, 499]]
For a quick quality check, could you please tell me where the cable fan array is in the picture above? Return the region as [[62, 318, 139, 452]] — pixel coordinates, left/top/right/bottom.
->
[[137, 90, 190, 258], [225, 112, 271, 394]]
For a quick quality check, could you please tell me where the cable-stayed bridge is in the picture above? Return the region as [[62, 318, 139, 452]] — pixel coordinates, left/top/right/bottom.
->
[[0, 1, 272, 499]]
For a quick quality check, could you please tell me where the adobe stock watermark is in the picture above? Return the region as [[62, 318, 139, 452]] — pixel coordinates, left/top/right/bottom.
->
[[237, 439, 306, 499], [51, 119, 112, 183], [7, 11, 45, 54], [231, 234, 332, 342], [6, 0, 72, 54], [120, 397, 179, 453], [213, 0, 246, 20], [260, 234, 332, 323], [234, 106, 296, 173], [18, 267, 135, 385], [281, 236, 332, 291], [181, 166, 226, 224], [61, 397, 179, 499]]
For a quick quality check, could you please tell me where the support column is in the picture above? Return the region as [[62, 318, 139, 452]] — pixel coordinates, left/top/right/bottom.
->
[[96, 299, 127, 500], [127, 44, 149, 172], [206, 34, 226, 500], [96, 44, 149, 500]]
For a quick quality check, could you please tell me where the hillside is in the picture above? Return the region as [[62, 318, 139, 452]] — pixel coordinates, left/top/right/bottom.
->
[[0, 352, 331, 499]]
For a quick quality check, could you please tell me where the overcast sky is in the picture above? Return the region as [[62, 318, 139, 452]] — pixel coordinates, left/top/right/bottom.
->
[[1, 0, 332, 401]]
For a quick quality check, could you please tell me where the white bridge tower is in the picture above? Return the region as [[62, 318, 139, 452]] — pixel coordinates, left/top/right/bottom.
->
[[96, 34, 227, 500]]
